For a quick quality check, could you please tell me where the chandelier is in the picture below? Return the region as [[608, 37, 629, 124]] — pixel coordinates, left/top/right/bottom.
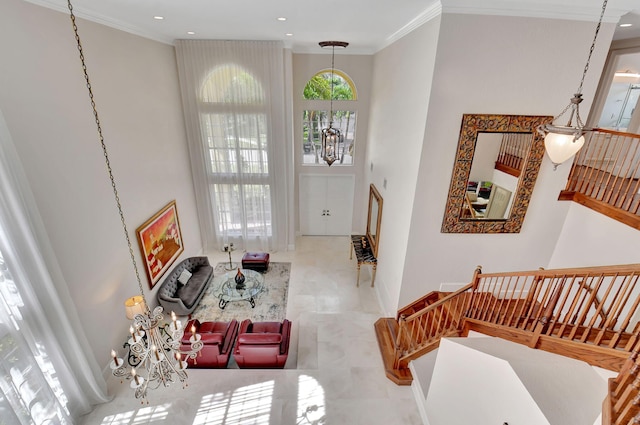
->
[[319, 41, 349, 166], [65, 0, 202, 401], [537, 0, 608, 169]]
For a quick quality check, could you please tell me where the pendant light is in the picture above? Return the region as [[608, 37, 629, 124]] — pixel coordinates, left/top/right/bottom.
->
[[319, 41, 348, 166], [537, 0, 608, 169]]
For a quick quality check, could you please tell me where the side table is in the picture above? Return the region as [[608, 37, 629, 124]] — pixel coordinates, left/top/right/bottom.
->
[[349, 235, 377, 287]]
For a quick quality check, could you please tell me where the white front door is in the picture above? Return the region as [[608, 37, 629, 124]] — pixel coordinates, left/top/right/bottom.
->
[[299, 175, 354, 235]]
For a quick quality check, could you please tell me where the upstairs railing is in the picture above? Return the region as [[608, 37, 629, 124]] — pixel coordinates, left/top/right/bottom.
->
[[560, 128, 640, 230]]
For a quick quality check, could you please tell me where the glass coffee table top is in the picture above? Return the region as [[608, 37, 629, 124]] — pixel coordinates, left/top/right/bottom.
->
[[211, 269, 264, 309]]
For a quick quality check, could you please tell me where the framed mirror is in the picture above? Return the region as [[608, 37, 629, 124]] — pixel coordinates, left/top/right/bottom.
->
[[441, 114, 552, 233], [366, 184, 383, 256]]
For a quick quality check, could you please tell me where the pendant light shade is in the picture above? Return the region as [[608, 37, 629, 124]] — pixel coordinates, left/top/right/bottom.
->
[[543, 129, 586, 166]]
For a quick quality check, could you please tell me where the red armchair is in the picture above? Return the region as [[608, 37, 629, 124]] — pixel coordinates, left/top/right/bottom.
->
[[180, 319, 238, 368], [233, 319, 291, 368]]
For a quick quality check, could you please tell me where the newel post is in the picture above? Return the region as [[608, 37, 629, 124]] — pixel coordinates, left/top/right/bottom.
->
[[393, 314, 407, 370], [464, 265, 482, 318]]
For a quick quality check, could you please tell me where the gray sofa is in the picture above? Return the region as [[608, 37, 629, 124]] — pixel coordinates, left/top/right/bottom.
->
[[157, 256, 214, 316]]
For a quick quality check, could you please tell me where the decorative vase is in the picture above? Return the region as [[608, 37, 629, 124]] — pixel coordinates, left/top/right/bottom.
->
[[235, 268, 246, 290]]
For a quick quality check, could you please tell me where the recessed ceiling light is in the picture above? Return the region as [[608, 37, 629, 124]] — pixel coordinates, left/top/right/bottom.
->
[[277, 17, 287, 21], [285, 33, 293, 37], [619, 23, 632, 27], [187, 31, 195, 35], [153, 16, 164, 20]]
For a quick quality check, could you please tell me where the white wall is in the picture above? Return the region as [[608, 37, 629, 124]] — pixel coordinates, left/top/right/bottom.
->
[[0, 0, 200, 367], [367, 17, 442, 315], [399, 13, 615, 308], [425, 337, 607, 425], [548, 202, 640, 268]]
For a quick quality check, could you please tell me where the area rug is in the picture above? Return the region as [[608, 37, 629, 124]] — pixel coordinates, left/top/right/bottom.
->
[[191, 262, 290, 323]]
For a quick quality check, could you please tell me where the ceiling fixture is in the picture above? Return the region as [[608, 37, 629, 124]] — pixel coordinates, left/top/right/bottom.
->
[[277, 17, 287, 21], [537, 0, 608, 169], [319, 41, 348, 166], [615, 71, 640, 78], [65, 0, 202, 401], [619, 23, 632, 27], [153, 16, 164, 20]]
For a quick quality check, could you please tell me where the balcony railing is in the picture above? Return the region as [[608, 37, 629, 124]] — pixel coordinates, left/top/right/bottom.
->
[[560, 128, 640, 229]]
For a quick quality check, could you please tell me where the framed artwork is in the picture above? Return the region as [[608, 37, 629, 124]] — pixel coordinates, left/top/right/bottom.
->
[[136, 200, 184, 289]]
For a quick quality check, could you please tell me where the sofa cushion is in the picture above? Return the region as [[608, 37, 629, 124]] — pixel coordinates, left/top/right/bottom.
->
[[177, 269, 192, 285]]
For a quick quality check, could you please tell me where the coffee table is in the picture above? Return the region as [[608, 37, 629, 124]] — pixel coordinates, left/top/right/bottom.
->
[[212, 269, 264, 309]]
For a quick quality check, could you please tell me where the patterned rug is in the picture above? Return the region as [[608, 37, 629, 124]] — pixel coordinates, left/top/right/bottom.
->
[[191, 262, 290, 323]]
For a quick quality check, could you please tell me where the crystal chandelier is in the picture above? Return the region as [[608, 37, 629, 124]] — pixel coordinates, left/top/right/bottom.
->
[[65, 0, 202, 401], [319, 41, 349, 166], [537, 0, 608, 169]]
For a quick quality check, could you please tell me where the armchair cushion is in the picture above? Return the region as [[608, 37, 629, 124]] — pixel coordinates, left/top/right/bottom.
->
[[233, 319, 291, 369], [180, 319, 239, 368]]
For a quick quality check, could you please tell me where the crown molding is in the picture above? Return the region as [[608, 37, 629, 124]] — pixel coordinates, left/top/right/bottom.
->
[[440, 0, 632, 23], [379, 2, 443, 52], [23, 0, 174, 45]]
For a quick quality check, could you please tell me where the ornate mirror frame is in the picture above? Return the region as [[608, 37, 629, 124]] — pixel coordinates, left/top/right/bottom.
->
[[366, 184, 383, 256], [441, 114, 552, 233]]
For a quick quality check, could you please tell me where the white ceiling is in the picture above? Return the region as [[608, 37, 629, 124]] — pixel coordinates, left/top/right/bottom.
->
[[24, 0, 640, 54]]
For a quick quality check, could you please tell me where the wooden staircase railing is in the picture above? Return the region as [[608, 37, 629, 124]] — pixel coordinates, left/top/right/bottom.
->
[[374, 264, 640, 422], [559, 128, 640, 230]]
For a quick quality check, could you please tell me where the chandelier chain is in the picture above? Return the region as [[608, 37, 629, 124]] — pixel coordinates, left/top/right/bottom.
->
[[329, 45, 335, 125], [67, 0, 148, 307], [576, 0, 608, 95]]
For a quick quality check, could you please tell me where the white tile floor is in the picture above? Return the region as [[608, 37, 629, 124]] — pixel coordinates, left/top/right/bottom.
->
[[80, 236, 422, 424]]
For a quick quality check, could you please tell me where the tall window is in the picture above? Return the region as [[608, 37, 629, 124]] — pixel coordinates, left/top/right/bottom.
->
[[302, 71, 357, 165], [201, 65, 272, 239], [0, 249, 71, 424]]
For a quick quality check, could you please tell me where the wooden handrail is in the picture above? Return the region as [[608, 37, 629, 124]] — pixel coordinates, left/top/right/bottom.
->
[[381, 263, 640, 424]]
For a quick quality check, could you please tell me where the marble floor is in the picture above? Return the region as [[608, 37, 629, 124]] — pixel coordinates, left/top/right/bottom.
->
[[80, 236, 422, 424]]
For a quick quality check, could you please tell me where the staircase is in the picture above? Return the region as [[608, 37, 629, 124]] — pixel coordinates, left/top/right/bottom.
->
[[374, 264, 640, 424]]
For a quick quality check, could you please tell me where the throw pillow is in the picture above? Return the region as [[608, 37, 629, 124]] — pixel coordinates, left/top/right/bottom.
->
[[178, 269, 192, 285]]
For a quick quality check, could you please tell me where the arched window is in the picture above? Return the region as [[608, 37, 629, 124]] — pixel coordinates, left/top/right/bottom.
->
[[301, 70, 357, 165], [199, 64, 272, 239]]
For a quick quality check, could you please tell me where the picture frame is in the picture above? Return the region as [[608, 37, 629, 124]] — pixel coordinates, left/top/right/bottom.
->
[[136, 200, 184, 289]]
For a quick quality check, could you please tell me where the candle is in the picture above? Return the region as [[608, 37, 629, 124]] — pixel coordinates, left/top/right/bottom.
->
[[130, 326, 137, 343], [152, 345, 160, 361], [176, 352, 184, 369], [111, 349, 119, 367], [131, 368, 140, 385], [191, 325, 196, 338], [171, 311, 178, 330]]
